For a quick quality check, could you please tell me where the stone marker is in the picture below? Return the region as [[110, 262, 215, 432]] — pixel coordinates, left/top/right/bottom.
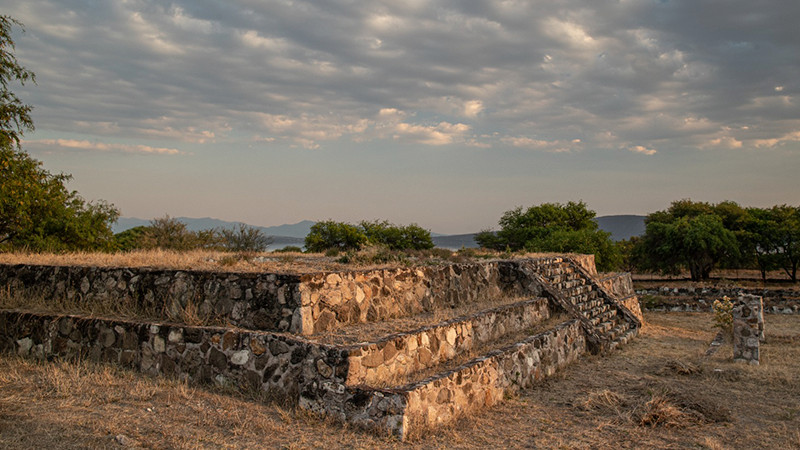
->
[[732, 295, 763, 365]]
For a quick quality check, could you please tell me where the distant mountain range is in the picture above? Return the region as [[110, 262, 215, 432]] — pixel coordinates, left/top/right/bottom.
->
[[112, 214, 646, 251]]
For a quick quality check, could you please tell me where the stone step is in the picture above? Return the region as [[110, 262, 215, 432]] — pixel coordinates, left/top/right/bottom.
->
[[587, 309, 617, 327], [546, 271, 582, 285], [567, 291, 600, 307], [595, 321, 615, 334], [339, 297, 557, 387], [584, 303, 611, 317], [561, 283, 592, 296], [307, 318, 588, 439], [576, 298, 604, 312], [386, 312, 571, 388], [608, 325, 638, 350]]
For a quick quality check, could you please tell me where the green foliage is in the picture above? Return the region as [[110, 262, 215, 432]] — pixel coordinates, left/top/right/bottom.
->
[[476, 201, 621, 271], [114, 226, 149, 252], [305, 220, 368, 253], [273, 245, 302, 253], [637, 206, 739, 281], [138, 216, 220, 251], [1, 16, 35, 148], [359, 220, 434, 250], [305, 219, 434, 253], [219, 224, 273, 253], [740, 205, 800, 282], [0, 143, 119, 251]]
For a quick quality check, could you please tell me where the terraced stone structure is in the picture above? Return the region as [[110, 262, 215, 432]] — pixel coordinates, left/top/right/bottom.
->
[[0, 255, 642, 439]]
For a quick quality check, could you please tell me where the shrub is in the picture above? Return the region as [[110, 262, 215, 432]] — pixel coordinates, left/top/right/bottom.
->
[[305, 220, 369, 252], [220, 224, 273, 253], [712, 296, 734, 335], [273, 245, 302, 253], [359, 220, 434, 250]]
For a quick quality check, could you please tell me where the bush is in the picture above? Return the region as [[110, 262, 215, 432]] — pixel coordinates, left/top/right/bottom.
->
[[114, 226, 149, 252], [476, 201, 621, 271], [273, 245, 302, 253], [305, 220, 367, 253], [220, 224, 273, 253], [359, 220, 434, 250], [712, 296, 734, 335], [1, 143, 119, 251]]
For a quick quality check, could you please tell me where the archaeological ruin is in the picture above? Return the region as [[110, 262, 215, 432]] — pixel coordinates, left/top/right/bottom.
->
[[0, 255, 643, 439]]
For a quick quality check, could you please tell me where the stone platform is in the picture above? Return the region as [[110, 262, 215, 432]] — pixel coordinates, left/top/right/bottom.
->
[[0, 256, 641, 439]]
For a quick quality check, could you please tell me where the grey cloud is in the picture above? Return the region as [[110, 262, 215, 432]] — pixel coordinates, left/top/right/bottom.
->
[[7, 0, 800, 152]]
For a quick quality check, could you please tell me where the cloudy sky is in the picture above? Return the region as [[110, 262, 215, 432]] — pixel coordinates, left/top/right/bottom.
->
[[7, 0, 799, 233]]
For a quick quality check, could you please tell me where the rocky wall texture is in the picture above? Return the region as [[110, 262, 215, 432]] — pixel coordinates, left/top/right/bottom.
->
[[0, 265, 301, 331], [299, 319, 585, 439], [733, 296, 763, 365], [637, 286, 799, 301], [296, 261, 541, 334], [598, 273, 644, 323], [0, 310, 344, 402], [345, 297, 551, 386], [402, 319, 586, 432], [639, 294, 799, 315]]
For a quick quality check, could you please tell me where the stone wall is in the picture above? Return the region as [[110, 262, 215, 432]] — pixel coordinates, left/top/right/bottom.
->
[[344, 297, 551, 385], [638, 288, 800, 315], [296, 261, 538, 334], [0, 310, 342, 402], [598, 273, 644, 323], [402, 319, 585, 430], [303, 319, 587, 438], [733, 296, 763, 365], [0, 265, 302, 331], [0, 259, 550, 336]]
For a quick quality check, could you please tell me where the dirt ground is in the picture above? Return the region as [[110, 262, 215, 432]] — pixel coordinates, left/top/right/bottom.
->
[[1, 312, 799, 449]]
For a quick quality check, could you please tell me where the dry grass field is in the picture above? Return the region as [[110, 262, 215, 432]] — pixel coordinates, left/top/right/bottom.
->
[[2, 311, 799, 449]]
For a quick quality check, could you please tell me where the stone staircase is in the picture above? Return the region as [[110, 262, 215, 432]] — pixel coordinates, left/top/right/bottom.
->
[[517, 257, 641, 354]]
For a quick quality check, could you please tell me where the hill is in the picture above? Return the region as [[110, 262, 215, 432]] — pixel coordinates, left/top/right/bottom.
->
[[594, 215, 646, 241], [113, 217, 315, 239]]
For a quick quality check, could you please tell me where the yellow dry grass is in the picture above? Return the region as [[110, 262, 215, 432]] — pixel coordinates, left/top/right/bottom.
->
[[0, 249, 577, 274], [2, 312, 798, 449]]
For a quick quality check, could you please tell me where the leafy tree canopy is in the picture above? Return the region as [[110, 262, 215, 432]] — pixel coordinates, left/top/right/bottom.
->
[[635, 199, 740, 280], [475, 201, 620, 271], [305, 220, 368, 253], [1, 15, 35, 148], [1, 143, 119, 251], [305, 219, 435, 253]]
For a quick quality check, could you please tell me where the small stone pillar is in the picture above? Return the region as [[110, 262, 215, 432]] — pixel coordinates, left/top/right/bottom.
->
[[732, 295, 763, 365]]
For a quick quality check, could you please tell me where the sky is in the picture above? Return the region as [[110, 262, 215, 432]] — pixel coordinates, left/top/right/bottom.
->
[[6, 0, 800, 234]]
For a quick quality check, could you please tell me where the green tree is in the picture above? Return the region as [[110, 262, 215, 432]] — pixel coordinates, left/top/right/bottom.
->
[[476, 201, 620, 271], [359, 220, 434, 250], [304, 220, 367, 252], [114, 225, 149, 252], [1, 16, 35, 148], [758, 205, 800, 282], [0, 144, 119, 251], [740, 207, 782, 282], [140, 215, 219, 251], [220, 224, 273, 253], [635, 200, 739, 280]]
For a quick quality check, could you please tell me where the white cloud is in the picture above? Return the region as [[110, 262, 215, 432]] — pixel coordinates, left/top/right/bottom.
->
[[463, 100, 484, 118], [753, 130, 800, 148], [393, 122, 471, 146], [628, 145, 657, 155], [27, 139, 185, 155]]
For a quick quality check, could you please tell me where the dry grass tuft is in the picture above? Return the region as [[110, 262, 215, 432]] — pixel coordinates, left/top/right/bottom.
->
[[638, 393, 695, 428], [662, 358, 702, 375], [579, 389, 626, 417]]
